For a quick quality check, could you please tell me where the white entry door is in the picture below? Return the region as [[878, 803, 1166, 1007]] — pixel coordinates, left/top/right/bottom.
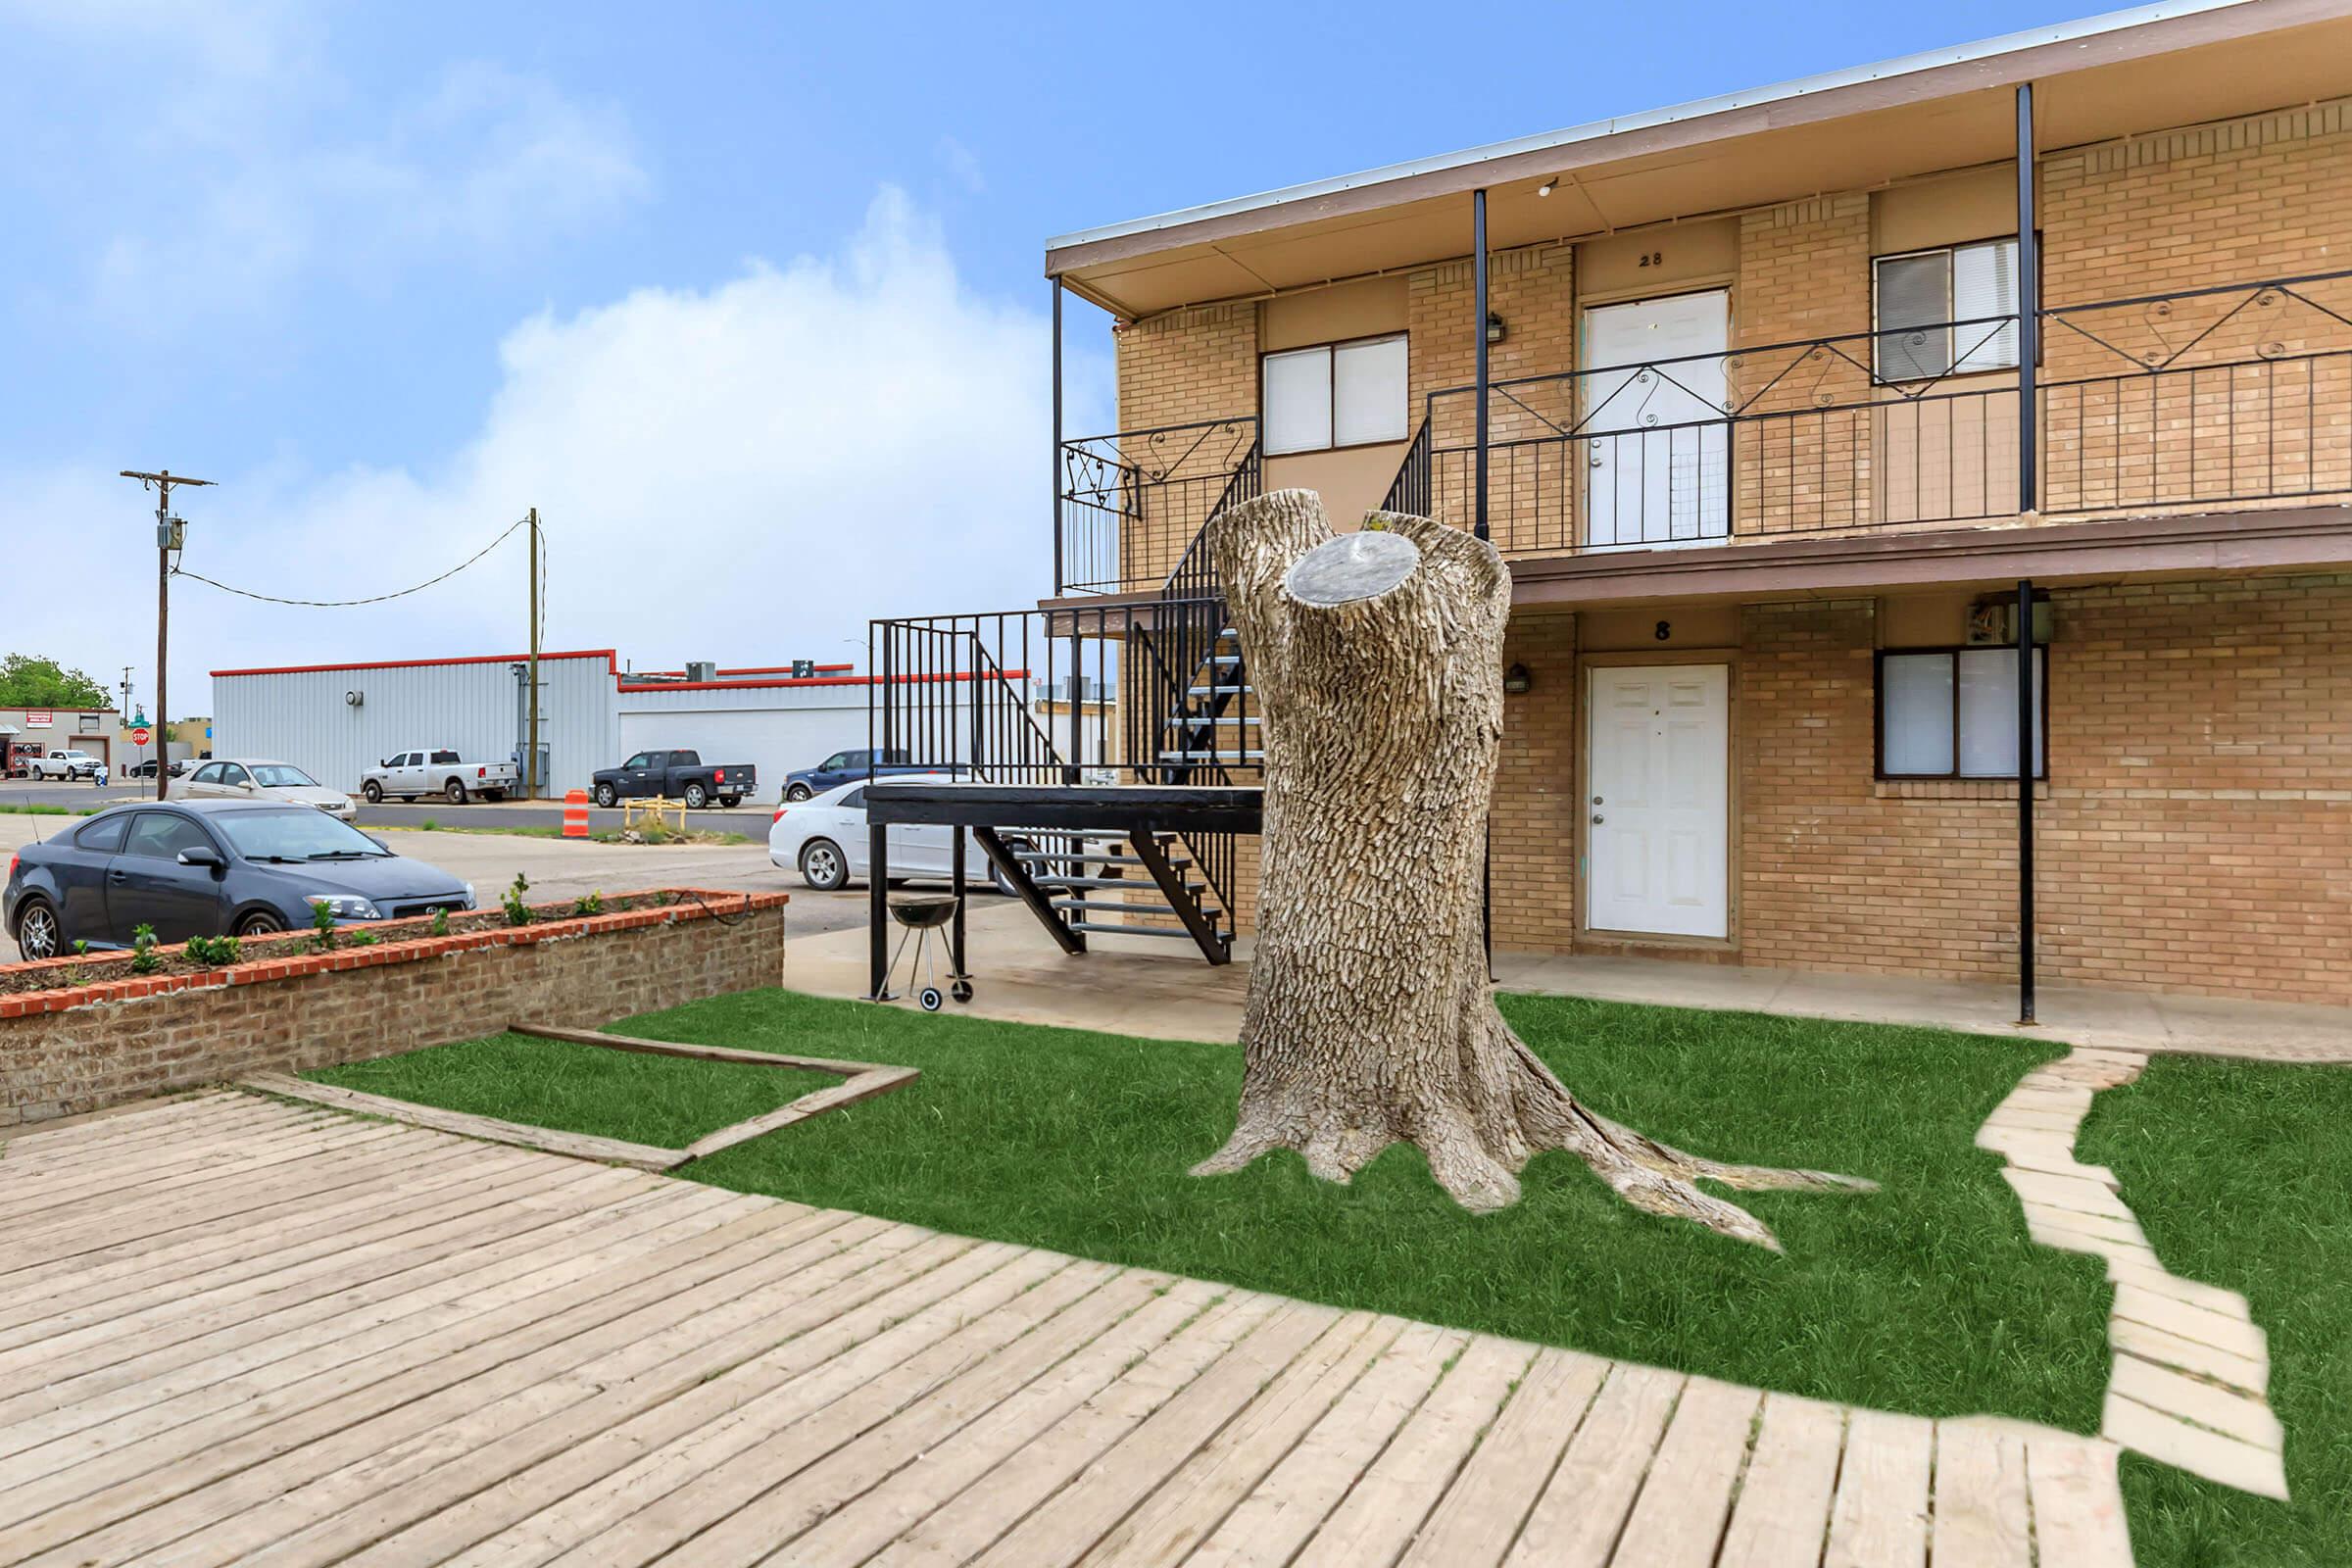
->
[[1584, 290, 1731, 548], [1586, 664, 1730, 939]]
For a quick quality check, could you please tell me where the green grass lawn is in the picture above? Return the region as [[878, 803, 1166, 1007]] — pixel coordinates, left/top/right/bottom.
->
[[306, 1030, 842, 1149], [2080, 1054, 2352, 1568], [537, 986, 2111, 1431]]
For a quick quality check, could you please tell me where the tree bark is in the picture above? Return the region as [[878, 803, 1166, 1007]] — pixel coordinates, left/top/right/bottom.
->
[[1192, 490, 1871, 1250]]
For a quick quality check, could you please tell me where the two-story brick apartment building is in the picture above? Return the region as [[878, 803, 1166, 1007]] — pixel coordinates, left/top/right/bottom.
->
[[867, 0, 2352, 1014]]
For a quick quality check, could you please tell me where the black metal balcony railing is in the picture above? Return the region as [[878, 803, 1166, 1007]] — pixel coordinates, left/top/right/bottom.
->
[[866, 599, 1258, 931], [1056, 417, 1258, 596], [2039, 269, 2352, 514], [1380, 269, 2352, 556]]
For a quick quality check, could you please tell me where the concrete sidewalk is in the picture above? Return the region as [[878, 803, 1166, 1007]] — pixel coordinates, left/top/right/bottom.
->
[[793, 901, 2349, 1063]]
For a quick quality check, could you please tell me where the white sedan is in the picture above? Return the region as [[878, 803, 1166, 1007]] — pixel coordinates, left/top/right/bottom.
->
[[768, 778, 1083, 894], [174, 758, 359, 821]]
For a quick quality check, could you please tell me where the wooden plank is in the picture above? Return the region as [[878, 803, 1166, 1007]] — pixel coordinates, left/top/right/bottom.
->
[[1611, 1377, 1763, 1568], [0, 1112, 390, 1224], [1063, 1314, 1401, 1568], [170, 1246, 1095, 1567], [1927, 1420, 2033, 1568], [1715, 1394, 1845, 1568], [954, 1298, 1340, 1568], [639, 1273, 1215, 1568], [0, 1173, 714, 1468], [243, 1074, 688, 1170], [618, 1259, 1143, 1567], [0, 1141, 546, 1334], [2109, 1318, 2268, 1395], [1502, 1361, 1684, 1568], [1395, 1345, 1609, 1568], [0, 1158, 665, 1404], [1178, 1320, 1463, 1568], [475, 1243, 1067, 1567], [1293, 1335, 1534, 1568], [2108, 1354, 2281, 1450], [1823, 1406, 1934, 1568], [2024, 1437, 2137, 1566], [0, 1202, 892, 1565], [2110, 1285, 2269, 1359], [416, 1235, 1042, 1567], [509, 1021, 896, 1079], [0, 1181, 751, 1488], [680, 1067, 920, 1161]]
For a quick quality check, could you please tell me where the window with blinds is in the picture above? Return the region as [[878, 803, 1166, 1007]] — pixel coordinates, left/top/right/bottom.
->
[[1873, 238, 2020, 382], [1261, 334, 1408, 455], [1877, 646, 2046, 779]]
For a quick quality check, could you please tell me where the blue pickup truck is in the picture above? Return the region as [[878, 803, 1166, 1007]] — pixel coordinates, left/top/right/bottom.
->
[[780, 749, 948, 802]]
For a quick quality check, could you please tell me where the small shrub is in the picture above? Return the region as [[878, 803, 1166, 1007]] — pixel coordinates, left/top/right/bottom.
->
[[309, 899, 339, 952], [348, 928, 379, 947], [572, 891, 605, 917], [71, 939, 89, 956], [184, 934, 243, 967], [129, 923, 160, 975], [428, 907, 450, 938], [503, 872, 532, 927], [420, 817, 439, 831]]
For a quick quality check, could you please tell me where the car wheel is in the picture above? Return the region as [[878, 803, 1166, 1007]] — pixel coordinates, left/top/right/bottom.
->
[[401, 795, 416, 804], [14, 898, 61, 961], [362, 780, 383, 804], [785, 783, 812, 803], [800, 839, 849, 892], [990, 838, 1032, 897], [682, 783, 709, 809], [445, 779, 468, 805], [718, 795, 740, 808], [236, 909, 286, 938], [594, 783, 617, 808]]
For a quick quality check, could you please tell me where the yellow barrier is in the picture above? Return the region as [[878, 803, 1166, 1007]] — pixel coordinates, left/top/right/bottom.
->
[[622, 796, 687, 835]]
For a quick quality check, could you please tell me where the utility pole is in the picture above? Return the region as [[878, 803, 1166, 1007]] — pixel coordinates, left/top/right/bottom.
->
[[120, 469, 216, 800], [526, 507, 541, 801]]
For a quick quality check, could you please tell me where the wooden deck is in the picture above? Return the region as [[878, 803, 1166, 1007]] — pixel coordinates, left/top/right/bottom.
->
[[0, 1092, 2135, 1567]]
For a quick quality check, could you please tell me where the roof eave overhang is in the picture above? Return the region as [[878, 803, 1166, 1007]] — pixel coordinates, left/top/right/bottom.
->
[[1044, 0, 2328, 288]]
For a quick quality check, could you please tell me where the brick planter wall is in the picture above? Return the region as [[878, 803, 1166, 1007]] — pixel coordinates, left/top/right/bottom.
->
[[0, 889, 788, 1128]]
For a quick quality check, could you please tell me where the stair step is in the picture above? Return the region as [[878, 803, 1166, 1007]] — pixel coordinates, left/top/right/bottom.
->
[[1160, 749, 1266, 762], [1203, 654, 1243, 667], [1035, 873, 1204, 891], [1165, 714, 1261, 728], [1067, 921, 1222, 942], [1016, 852, 1192, 868], [1055, 898, 1223, 917], [1187, 683, 1252, 698]]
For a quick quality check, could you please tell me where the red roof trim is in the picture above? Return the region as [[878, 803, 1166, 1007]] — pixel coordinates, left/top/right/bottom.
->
[[211, 649, 621, 678], [614, 669, 1025, 694]]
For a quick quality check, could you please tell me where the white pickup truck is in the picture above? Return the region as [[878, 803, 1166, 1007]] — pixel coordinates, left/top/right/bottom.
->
[[30, 750, 104, 781], [360, 748, 522, 805]]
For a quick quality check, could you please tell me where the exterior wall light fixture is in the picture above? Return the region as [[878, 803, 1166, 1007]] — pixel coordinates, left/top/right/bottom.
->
[[1503, 662, 1533, 695], [1487, 312, 1507, 345], [1537, 177, 1557, 197]]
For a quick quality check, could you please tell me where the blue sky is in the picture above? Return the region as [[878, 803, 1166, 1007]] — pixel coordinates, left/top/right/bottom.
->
[[0, 0, 2085, 709]]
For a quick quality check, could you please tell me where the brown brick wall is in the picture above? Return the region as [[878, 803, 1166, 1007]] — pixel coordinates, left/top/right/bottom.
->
[[0, 897, 787, 1127], [1112, 303, 1259, 585], [1734, 576, 2352, 1004], [1490, 611, 1580, 950]]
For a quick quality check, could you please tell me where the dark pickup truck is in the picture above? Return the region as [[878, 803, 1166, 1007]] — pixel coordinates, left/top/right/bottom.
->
[[590, 749, 757, 808]]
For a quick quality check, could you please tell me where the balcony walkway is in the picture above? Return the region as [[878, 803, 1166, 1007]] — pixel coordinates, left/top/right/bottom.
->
[[0, 1091, 2133, 1566]]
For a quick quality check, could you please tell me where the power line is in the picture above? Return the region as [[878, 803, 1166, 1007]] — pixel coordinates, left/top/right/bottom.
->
[[171, 515, 529, 607]]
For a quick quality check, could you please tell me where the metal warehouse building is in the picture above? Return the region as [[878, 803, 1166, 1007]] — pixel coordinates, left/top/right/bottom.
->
[[210, 650, 882, 801]]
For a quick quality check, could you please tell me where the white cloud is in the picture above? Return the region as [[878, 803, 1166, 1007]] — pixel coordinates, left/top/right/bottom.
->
[[3, 190, 1105, 710], [935, 134, 986, 195]]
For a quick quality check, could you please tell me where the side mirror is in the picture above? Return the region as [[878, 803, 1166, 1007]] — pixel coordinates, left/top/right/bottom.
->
[[176, 846, 223, 869]]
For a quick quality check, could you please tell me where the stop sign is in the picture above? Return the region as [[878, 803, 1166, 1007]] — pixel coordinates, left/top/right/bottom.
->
[[129, 726, 151, 746]]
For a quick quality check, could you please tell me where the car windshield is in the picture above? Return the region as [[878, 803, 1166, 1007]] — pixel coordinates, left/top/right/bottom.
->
[[249, 764, 320, 789], [214, 807, 392, 861]]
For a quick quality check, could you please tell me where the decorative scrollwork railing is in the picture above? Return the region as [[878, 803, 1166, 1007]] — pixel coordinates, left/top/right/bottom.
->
[[1057, 417, 1257, 595]]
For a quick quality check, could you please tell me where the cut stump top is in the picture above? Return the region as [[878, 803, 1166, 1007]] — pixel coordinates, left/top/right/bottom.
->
[[1286, 528, 1420, 608]]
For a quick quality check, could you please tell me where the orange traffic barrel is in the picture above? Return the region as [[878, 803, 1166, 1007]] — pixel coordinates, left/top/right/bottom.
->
[[563, 789, 590, 838]]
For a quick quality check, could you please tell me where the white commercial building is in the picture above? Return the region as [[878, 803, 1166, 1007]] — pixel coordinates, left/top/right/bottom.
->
[[211, 650, 883, 801]]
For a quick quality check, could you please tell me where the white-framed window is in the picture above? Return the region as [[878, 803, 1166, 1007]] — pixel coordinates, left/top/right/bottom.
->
[[1261, 334, 1408, 455], [1873, 237, 2021, 381], [77, 713, 101, 733], [1878, 646, 2046, 779]]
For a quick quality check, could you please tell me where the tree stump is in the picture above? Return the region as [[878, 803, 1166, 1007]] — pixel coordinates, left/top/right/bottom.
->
[[1193, 490, 1871, 1249]]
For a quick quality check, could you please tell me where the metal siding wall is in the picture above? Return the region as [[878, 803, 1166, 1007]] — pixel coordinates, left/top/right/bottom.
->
[[211, 655, 619, 796], [615, 686, 871, 802]]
